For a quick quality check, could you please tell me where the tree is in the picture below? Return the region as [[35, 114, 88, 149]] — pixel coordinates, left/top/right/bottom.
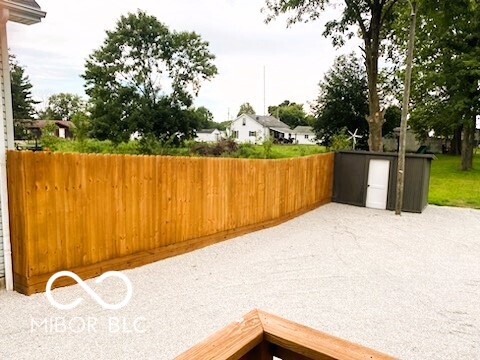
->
[[268, 100, 309, 128], [192, 106, 215, 129], [10, 55, 38, 139], [39, 93, 86, 120], [10, 55, 37, 120], [71, 111, 91, 142], [405, 0, 479, 170], [237, 102, 255, 116], [383, 105, 401, 136], [313, 54, 369, 147], [83, 10, 217, 143], [263, 0, 404, 151]]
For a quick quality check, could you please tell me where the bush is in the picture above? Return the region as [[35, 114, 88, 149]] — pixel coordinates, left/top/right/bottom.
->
[[190, 139, 238, 157], [229, 143, 260, 158], [262, 139, 274, 159], [329, 128, 352, 151]]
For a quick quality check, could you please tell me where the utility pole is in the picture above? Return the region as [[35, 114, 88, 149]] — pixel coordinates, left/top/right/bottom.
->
[[395, 1, 417, 215], [263, 65, 266, 116]]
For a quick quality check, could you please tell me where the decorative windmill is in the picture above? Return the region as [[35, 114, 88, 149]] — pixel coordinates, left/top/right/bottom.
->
[[347, 129, 362, 150]]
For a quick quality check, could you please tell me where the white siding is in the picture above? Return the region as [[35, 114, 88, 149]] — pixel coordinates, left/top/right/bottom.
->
[[229, 114, 267, 143], [294, 133, 316, 145], [195, 129, 223, 142]]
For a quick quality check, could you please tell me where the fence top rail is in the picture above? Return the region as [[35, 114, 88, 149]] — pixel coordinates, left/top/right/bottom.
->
[[7, 150, 333, 162]]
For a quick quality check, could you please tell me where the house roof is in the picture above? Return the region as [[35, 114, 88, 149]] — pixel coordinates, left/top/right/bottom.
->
[[24, 120, 76, 129], [9, 0, 41, 8], [197, 129, 219, 134], [269, 127, 291, 134], [1, 0, 46, 25], [246, 115, 290, 129], [293, 126, 315, 135]]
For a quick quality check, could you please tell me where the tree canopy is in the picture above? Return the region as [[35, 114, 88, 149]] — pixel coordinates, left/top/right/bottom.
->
[[268, 100, 309, 128], [263, 0, 403, 151], [313, 54, 369, 147], [237, 102, 256, 116], [83, 10, 217, 143], [403, 0, 480, 170], [39, 93, 86, 120], [191, 106, 222, 130]]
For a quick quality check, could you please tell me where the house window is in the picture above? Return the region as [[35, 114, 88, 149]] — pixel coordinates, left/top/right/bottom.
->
[[242, 119, 246, 126], [233, 131, 239, 139], [305, 134, 309, 139], [249, 131, 256, 137]]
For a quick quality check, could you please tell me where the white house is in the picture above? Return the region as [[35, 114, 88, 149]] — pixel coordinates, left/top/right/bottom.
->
[[292, 126, 316, 145], [229, 114, 291, 143], [0, 0, 46, 290], [195, 128, 224, 142]]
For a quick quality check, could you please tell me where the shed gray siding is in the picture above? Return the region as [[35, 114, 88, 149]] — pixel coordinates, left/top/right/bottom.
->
[[333, 151, 433, 213]]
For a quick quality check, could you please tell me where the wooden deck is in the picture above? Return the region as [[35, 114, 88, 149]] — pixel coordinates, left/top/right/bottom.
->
[[176, 309, 395, 360]]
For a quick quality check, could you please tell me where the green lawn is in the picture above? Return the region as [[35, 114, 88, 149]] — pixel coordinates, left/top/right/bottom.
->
[[429, 154, 480, 209], [255, 144, 327, 158]]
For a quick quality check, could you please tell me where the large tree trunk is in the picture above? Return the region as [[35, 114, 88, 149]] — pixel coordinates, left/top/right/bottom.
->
[[450, 125, 462, 155], [461, 122, 474, 170], [364, 22, 384, 152]]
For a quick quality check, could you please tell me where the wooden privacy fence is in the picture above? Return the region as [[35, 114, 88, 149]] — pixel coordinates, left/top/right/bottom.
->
[[7, 151, 334, 294]]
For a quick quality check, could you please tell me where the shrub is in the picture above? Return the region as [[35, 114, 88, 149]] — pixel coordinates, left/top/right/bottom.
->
[[190, 139, 238, 157], [262, 139, 273, 159], [329, 128, 352, 151]]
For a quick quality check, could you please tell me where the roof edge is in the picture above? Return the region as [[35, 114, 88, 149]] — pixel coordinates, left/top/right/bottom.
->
[[1, 0, 46, 25]]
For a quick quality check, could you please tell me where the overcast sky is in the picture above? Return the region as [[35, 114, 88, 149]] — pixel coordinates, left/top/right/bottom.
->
[[7, 0, 361, 123]]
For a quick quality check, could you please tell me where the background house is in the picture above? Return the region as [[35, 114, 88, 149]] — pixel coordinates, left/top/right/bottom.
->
[[24, 119, 75, 139], [292, 126, 316, 144], [0, 0, 46, 290], [383, 127, 444, 154], [229, 114, 291, 143], [195, 128, 224, 142]]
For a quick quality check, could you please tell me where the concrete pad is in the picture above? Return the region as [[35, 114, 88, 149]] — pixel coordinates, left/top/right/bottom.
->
[[0, 203, 479, 359]]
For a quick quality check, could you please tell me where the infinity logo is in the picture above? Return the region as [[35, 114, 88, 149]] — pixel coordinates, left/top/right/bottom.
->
[[46, 271, 133, 310]]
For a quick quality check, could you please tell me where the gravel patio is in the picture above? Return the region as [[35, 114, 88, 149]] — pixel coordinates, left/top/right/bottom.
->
[[1, 203, 479, 359]]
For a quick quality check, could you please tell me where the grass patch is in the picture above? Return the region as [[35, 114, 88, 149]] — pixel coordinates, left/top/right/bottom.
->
[[267, 144, 327, 158], [429, 154, 480, 209], [230, 144, 326, 159], [231, 144, 326, 159]]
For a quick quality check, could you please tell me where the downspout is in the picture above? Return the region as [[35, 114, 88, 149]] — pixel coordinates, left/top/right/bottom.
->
[[0, 9, 13, 291]]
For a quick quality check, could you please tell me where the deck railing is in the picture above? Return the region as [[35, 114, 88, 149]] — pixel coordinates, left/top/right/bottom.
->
[[176, 309, 395, 360]]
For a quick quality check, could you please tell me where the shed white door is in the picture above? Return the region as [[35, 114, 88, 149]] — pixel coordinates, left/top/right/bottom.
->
[[366, 159, 390, 210]]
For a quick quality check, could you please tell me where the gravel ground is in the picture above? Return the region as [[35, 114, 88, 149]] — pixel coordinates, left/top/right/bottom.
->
[[1, 203, 479, 360]]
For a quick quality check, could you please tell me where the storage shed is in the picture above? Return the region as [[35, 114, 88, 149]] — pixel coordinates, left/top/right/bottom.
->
[[333, 150, 434, 213]]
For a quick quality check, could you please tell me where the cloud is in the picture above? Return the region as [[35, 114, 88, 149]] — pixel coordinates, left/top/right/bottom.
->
[[7, 0, 360, 122]]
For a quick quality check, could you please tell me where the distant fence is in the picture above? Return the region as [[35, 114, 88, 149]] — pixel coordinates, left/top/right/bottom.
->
[[7, 151, 334, 294]]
